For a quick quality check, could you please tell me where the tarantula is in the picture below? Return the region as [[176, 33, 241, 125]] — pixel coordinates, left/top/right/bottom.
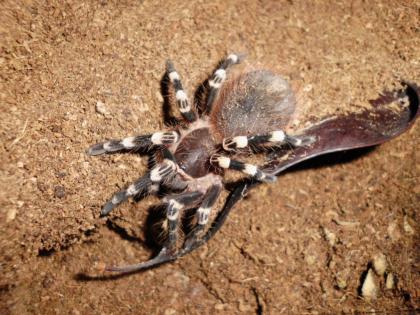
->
[[87, 53, 315, 273]]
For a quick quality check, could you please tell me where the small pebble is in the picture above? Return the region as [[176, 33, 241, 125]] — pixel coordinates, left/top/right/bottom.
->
[[304, 254, 317, 266], [6, 208, 17, 222], [403, 216, 414, 235], [335, 274, 347, 290], [387, 221, 401, 241], [42, 274, 54, 289], [54, 185, 66, 198], [40, 295, 50, 302], [94, 261, 106, 273], [95, 101, 109, 115], [303, 84, 313, 92], [164, 309, 176, 315], [322, 227, 336, 247], [214, 303, 226, 311], [57, 171, 67, 178], [361, 268, 377, 300]]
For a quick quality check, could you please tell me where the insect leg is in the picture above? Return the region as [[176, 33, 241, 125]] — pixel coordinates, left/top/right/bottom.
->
[[103, 191, 202, 274], [205, 53, 242, 113], [100, 158, 177, 216], [166, 60, 197, 122], [183, 180, 249, 254], [87, 131, 179, 156], [186, 184, 222, 242], [164, 191, 203, 252], [222, 130, 316, 152], [210, 154, 277, 182], [105, 181, 247, 274]]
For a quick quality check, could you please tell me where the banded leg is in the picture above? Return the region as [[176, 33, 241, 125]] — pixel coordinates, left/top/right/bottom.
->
[[164, 191, 203, 251], [87, 131, 179, 156], [205, 53, 242, 113], [166, 60, 196, 122], [101, 159, 177, 216], [222, 130, 316, 152], [186, 184, 222, 243], [210, 154, 276, 182]]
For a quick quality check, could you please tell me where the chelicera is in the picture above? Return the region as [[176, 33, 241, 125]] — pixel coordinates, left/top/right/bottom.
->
[[87, 53, 314, 273]]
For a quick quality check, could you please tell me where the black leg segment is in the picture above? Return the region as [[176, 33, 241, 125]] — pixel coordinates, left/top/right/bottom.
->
[[166, 60, 197, 122], [87, 131, 179, 156]]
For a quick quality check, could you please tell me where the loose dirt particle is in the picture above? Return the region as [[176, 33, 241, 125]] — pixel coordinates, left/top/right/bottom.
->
[[214, 303, 226, 310], [93, 261, 107, 273], [322, 227, 337, 247], [403, 216, 415, 235], [332, 219, 360, 228], [54, 185, 66, 198], [6, 208, 17, 222], [95, 101, 109, 116], [387, 221, 402, 241], [336, 276, 347, 290], [164, 309, 176, 315]]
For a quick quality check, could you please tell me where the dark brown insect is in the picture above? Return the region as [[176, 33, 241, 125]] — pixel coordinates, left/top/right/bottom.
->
[[87, 53, 419, 274], [87, 53, 315, 273]]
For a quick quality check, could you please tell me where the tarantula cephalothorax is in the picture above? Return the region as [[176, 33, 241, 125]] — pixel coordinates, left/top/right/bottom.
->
[[87, 53, 315, 273]]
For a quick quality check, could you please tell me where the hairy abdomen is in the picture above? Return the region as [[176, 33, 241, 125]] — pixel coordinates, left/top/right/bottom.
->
[[210, 70, 296, 137]]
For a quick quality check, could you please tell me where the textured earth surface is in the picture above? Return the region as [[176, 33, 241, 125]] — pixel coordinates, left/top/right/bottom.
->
[[1, 1, 419, 314]]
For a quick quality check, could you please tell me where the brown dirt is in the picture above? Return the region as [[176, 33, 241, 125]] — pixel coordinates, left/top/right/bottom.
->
[[1, 1, 419, 314]]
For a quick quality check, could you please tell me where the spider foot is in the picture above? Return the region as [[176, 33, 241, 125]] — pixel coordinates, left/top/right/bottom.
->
[[104, 247, 178, 273], [103, 237, 198, 274]]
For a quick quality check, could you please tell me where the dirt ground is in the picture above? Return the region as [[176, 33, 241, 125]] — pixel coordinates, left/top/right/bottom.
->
[[1, 0, 419, 314]]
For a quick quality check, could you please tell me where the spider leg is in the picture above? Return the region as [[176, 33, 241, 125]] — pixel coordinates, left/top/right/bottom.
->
[[185, 184, 222, 244], [222, 130, 316, 152], [104, 192, 203, 274], [100, 158, 178, 216], [105, 247, 177, 273], [205, 53, 242, 114], [104, 181, 248, 274], [87, 131, 179, 156], [166, 60, 197, 122], [163, 191, 203, 252], [210, 154, 277, 182], [183, 180, 249, 253]]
